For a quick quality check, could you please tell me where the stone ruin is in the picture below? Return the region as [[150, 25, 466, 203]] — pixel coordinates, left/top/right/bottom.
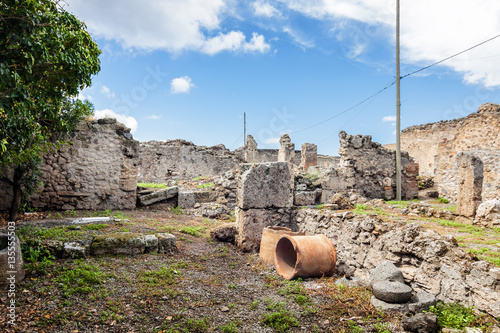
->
[[232, 161, 500, 319]]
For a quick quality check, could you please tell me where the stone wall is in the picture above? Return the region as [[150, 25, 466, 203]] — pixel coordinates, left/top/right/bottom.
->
[[322, 131, 419, 201], [0, 119, 140, 211], [389, 103, 500, 202], [294, 209, 500, 319], [138, 140, 244, 183]]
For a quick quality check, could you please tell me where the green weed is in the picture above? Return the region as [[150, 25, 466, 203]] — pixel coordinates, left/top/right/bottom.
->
[[196, 183, 213, 189], [172, 206, 184, 215], [82, 223, 109, 230], [219, 319, 242, 333], [315, 204, 324, 210], [137, 182, 168, 189], [56, 259, 110, 297], [262, 311, 299, 332], [438, 197, 450, 204], [428, 302, 476, 330], [179, 226, 204, 237]]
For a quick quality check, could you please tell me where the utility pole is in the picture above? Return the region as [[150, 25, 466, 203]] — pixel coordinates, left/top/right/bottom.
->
[[395, 0, 402, 200], [244, 112, 246, 147]]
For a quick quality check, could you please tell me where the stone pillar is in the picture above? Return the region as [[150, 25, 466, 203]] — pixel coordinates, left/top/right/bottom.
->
[[244, 135, 258, 163], [299, 143, 317, 172], [277, 134, 295, 164], [456, 152, 483, 222], [235, 162, 292, 252]]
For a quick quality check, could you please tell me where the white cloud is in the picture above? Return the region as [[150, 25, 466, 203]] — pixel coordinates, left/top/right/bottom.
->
[[94, 109, 138, 133], [279, 0, 500, 87], [171, 76, 194, 94], [382, 115, 396, 122], [146, 115, 162, 120], [202, 31, 270, 54], [265, 137, 280, 144], [253, 1, 281, 18], [100, 85, 115, 99], [283, 27, 314, 49], [65, 0, 270, 55]]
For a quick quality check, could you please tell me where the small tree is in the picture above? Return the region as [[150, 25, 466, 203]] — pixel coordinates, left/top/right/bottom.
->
[[0, 0, 101, 220]]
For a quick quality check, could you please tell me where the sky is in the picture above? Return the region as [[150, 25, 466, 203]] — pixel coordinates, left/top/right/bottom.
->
[[65, 0, 500, 156]]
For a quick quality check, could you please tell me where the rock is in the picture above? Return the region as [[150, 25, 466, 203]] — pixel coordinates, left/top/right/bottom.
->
[[200, 203, 229, 218], [370, 296, 409, 313], [137, 186, 178, 206], [144, 234, 159, 253], [237, 162, 292, 209], [372, 280, 413, 303], [42, 240, 64, 258], [210, 223, 237, 244], [294, 190, 321, 206], [368, 261, 405, 287], [157, 233, 177, 254], [277, 134, 295, 164], [235, 207, 291, 252], [299, 143, 317, 172], [71, 217, 110, 224], [402, 313, 438, 333], [474, 199, 500, 227], [63, 242, 88, 259], [408, 291, 436, 313], [456, 152, 483, 219], [91, 232, 146, 256], [0, 234, 25, 284], [330, 193, 353, 209]]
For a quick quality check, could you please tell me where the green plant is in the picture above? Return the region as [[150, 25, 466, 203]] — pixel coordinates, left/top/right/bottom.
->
[[428, 302, 476, 330], [304, 173, 319, 182], [373, 322, 391, 333], [172, 206, 184, 215], [354, 204, 368, 214], [315, 204, 324, 210], [220, 319, 241, 333], [438, 197, 450, 204], [137, 182, 169, 189], [250, 300, 260, 310], [82, 223, 109, 230], [262, 311, 299, 332], [348, 320, 364, 333], [293, 294, 309, 305], [228, 283, 237, 289], [20, 239, 55, 275], [179, 226, 204, 237], [196, 183, 213, 189], [56, 260, 109, 297]]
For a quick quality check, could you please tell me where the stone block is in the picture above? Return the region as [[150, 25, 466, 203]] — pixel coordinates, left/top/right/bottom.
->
[[63, 242, 88, 259], [474, 199, 500, 227], [210, 223, 238, 243], [372, 280, 413, 303], [91, 232, 146, 256], [0, 234, 25, 284], [157, 233, 177, 254], [456, 153, 483, 219], [370, 296, 409, 313], [235, 207, 291, 252], [178, 189, 217, 209], [138, 186, 178, 206], [237, 162, 292, 209], [294, 190, 321, 206], [402, 313, 438, 333], [408, 291, 436, 313], [368, 261, 405, 287], [299, 143, 317, 172], [144, 234, 158, 253]]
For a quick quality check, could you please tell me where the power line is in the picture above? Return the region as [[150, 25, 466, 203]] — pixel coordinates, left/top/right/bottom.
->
[[291, 80, 396, 134], [228, 132, 243, 150], [401, 34, 500, 79]]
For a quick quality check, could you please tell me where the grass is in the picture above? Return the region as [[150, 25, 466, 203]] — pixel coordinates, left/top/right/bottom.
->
[[137, 182, 169, 189], [196, 183, 213, 189], [427, 302, 493, 331], [262, 301, 299, 333], [56, 259, 111, 298], [136, 264, 180, 297], [179, 225, 204, 237]]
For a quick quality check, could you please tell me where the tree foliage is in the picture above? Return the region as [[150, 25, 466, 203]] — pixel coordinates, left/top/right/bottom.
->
[[0, 0, 101, 220]]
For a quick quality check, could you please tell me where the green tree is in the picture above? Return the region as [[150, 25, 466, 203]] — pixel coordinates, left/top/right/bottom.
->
[[0, 0, 101, 220]]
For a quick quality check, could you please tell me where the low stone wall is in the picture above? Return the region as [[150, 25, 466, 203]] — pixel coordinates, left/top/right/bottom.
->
[[0, 119, 139, 211], [293, 209, 500, 319]]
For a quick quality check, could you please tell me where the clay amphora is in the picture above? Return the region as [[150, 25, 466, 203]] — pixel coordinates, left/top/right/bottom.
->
[[275, 234, 336, 280], [259, 227, 305, 265]]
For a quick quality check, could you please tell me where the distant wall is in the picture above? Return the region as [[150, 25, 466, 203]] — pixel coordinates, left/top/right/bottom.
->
[[138, 140, 244, 183], [389, 103, 500, 202], [0, 119, 140, 211]]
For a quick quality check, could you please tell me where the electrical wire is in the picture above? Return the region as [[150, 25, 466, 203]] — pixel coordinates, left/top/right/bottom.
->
[[401, 34, 500, 79], [228, 132, 243, 150]]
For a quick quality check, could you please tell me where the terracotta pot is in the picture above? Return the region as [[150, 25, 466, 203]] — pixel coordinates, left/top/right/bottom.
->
[[275, 234, 336, 280], [259, 227, 305, 265]]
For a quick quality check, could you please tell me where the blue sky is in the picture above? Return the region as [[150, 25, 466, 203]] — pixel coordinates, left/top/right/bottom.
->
[[66, 0, 500, 156]]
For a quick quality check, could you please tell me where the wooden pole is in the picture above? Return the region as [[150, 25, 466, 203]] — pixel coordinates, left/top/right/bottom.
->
[[396, 0, 402, 200]]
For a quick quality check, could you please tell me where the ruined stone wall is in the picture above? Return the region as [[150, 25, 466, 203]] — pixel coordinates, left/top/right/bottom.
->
[[138, 140, 244, 183], [322, 131, 418, 201], [392, 103, 500, 202], [293, 209, 500, 319], [0, 119, 140, 211]]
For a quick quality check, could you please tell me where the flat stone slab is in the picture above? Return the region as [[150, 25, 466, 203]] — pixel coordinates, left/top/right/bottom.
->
[[408, 291, 436, 313], [144, 234, 158, 253], [63, 242, 88, 259], [371, 296, 409, 313], [138, 186, 178, 206], [71, 217, 110, 224], [91, 232, 146, 256], [372, 280, 413, 303]]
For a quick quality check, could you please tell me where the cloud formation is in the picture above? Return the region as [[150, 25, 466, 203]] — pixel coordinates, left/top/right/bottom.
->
[[65, 0, 270, 55], [94, 109, 138, 133], [382, 115, 396, 122], [279, 0, 500, 86], [253, 0, 281, 18], [171, 76, 194, 94]]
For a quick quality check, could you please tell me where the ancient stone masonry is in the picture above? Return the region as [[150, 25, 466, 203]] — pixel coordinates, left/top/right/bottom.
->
[[0, 119, 140, 211], [277, 134, 295, 164], [235, 162, 293, 252], [138, 140, 244, 183], [299, 143, 317, 172], [321, 131, 419, 202], [294, 209, 500, 319], [456, 153, 483, 221], [393, 103, 500, 203]]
